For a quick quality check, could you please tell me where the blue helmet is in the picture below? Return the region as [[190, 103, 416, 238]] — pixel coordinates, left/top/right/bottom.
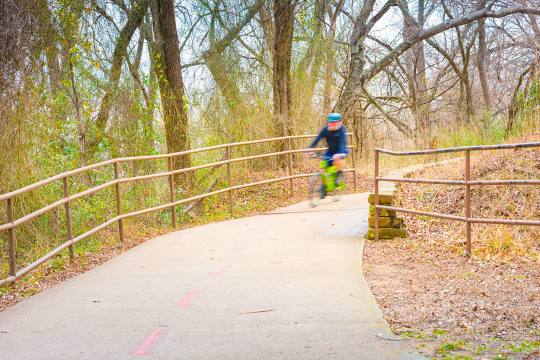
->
[[327, 113, 342, 122]]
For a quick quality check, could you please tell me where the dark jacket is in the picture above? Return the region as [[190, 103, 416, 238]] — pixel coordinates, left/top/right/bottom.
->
[[309, 125, 349, 156]]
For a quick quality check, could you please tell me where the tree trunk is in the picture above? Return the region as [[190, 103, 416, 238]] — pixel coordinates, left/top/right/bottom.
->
[[202, 0, 264, 136], [322, 30, 336, 115], [204, 54, 246, 128], [57, 1, 88, 168], [507, 65, 534, 136], [154, 0, 191, 189], [37, 0, 62, 94], [463, 64, 475, 122], [415, 0, 430, 144], [272, 0, 295, 138], [334, 0, 376, 120], [260, 1, 274, 60], [295, 0, 325, 113], [477, 0, 491, 111], [92, 0, 148, 154], [403, 0, 429, 145], [141, 13, 159, 152], [322, 0, 344, 114]]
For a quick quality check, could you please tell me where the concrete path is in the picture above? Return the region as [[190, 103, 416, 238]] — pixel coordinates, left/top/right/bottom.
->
[[0, 193, 423, 360]]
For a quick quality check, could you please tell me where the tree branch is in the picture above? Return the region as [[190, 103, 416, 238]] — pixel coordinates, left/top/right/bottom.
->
[[364, 5, 540, 81], [362, 87, 413, 138], [202, 0, 264, 59]]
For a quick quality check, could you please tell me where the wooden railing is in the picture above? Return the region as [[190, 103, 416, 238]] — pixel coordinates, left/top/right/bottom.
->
[[373, 142, 540, 257], [0, 134, 357, 286]]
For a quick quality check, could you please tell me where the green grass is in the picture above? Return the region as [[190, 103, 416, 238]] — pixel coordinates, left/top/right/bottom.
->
[[435, 119, 507, 150], [432, 328, 448, 336], [401, 330, 428, 339], [437, 340, 469, 356], [507, 340, 540, 354], [50, 256, 66, 272], [474, 344, 488, 355], [75, 237, 102, 254], [458, 271, 475, 280], [439, 355, 473, 360]]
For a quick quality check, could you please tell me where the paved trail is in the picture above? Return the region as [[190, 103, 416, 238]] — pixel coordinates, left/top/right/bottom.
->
[[0, 193, 423, 359]]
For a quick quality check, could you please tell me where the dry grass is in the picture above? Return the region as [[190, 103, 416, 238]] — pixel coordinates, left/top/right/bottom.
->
[[399, 148, 539, 260], [363, 148, 540, 359]]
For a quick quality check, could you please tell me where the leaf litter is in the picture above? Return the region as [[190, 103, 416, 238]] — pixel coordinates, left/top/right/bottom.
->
[[363, 149, 540, 359]]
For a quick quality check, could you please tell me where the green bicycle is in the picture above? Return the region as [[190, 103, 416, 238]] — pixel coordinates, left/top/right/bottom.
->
[[308, 154, 345, 207]]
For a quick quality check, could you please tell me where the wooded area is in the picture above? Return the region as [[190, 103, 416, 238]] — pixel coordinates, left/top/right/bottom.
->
[[1, 0, 539, 194], [1, 3, 539, 356]]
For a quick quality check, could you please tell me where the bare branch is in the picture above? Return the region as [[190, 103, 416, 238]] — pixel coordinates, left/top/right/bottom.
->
[[364, 5, 540, 81]]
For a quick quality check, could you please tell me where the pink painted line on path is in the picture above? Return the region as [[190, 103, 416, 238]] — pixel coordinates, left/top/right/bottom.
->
[[132, 328, 163, 356], [177, 288, 203, 308]]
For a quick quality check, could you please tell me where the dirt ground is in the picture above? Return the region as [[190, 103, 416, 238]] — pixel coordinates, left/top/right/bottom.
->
[[364, 237, 540, 359], [363, 150, 540, 359]]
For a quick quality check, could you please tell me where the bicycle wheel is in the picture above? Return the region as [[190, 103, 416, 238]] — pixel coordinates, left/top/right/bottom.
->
[[308, 173, 323, 207]]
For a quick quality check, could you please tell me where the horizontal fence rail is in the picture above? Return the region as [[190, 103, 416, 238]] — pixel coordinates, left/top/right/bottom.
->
[[373, 142, 540, 257], [0, 134, 357, 286]]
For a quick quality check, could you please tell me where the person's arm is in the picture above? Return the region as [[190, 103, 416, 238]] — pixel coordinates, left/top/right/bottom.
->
[[309, 127, 327, 148], [338, 126, 349, 154]]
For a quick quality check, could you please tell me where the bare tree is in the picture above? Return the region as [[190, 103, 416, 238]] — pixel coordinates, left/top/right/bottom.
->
[[335, 1, 540, 138]]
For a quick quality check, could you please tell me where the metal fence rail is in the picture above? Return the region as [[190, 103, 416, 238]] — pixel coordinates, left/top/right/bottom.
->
[[373, 141, 540, 257], [0, 134, 357, 286]]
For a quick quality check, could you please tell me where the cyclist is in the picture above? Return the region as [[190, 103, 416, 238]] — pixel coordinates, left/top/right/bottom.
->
[[307, 113, 349, 196]]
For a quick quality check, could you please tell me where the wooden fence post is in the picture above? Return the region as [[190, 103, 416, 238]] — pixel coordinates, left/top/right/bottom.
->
[[168, 156, 176, 228], [464, 150, 472, 257], [226, 145, 233, 216], [287, 138, 294, 196], [350, 133, 357, 191], [374, 149, 380, 241], [6, 198, 16, 278], [114, 161, 124, 242], [62, 177, 75, 260]]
